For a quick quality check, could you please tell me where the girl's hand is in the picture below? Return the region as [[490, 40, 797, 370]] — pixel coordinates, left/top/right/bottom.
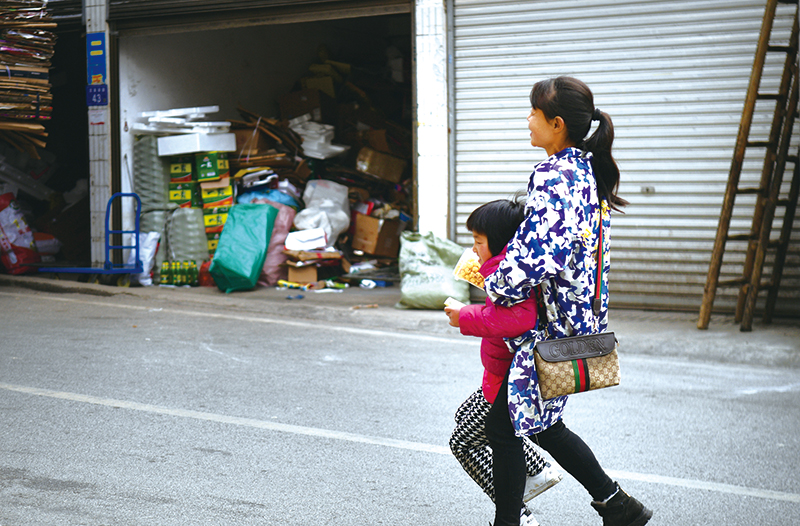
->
[[444, 306, 461, 327]]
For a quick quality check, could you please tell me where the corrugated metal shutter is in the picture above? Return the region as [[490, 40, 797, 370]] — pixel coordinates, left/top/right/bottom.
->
[[108, 0, 411, 34], [452, 0, 799, 317], [47, 0, 84, 29]]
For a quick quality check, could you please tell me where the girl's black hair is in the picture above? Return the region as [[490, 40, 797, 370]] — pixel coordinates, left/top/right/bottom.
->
[[529, 76, 628, 211], [466, 192, 526, 257]]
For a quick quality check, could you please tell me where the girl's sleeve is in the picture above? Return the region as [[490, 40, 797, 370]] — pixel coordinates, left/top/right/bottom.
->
[[458, 300, 538, 339], [484, 169, 574, 307]]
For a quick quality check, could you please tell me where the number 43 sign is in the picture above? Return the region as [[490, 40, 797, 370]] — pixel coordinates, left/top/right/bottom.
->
[[86, 84, 108, 107]]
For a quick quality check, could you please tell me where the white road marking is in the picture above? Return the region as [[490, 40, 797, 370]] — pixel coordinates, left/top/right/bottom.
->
[[2, 381, 799, 504], [0, 382, 448, 455], [0, 291, 472, 345], [736, 382, 800, 396]]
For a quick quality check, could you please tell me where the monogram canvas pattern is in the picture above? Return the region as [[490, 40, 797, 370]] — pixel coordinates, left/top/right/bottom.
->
[[534, 348, 620, 400]]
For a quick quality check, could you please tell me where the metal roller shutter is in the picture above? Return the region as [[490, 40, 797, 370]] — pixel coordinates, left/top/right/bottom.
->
[[47, 0, 84, 29], [452, 0, 799, 316], [108, 0, 411, 34]]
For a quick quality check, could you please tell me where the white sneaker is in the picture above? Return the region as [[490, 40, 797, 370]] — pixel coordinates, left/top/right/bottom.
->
[[523, 463, 562, 502], [520, 505, 540, 526]]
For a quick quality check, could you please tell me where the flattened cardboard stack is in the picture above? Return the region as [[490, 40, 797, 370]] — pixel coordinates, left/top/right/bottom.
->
[[0, 1, 56, 156]]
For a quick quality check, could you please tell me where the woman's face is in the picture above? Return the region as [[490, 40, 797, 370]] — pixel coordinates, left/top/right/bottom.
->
[[527, 107, 562, 156]]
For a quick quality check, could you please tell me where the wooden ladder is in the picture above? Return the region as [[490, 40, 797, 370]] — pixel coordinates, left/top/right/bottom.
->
[[698, 0, 799, 331]]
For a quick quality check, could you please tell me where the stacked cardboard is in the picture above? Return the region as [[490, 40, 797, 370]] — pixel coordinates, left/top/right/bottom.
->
[[0, 1, 56, 156]]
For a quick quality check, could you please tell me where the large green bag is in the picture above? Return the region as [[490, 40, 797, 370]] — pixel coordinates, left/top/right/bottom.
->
[[396, 231, 470, 309], [209, 203, 278, 293]]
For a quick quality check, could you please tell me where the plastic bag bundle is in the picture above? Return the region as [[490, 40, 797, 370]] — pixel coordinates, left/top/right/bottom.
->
[[396, 231, 469, 309], [293, 179, 350, 247], [126, 231, 161, 286], [240, 193, 296, 286], [209, 203, 278, 293], [0, 192, 40, 274]]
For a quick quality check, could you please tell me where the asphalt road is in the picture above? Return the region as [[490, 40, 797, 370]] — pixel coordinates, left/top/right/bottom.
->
[[1, 289, 799, 526]]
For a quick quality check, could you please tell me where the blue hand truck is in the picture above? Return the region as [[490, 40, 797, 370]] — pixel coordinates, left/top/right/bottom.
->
[[39, 192, 144, 284]]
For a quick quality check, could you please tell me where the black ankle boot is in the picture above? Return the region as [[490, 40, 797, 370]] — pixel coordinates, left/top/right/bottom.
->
[[590, 485, 652, 526]]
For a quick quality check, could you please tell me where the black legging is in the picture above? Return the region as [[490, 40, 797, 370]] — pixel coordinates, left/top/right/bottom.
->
[[485, 372, 617, 526]]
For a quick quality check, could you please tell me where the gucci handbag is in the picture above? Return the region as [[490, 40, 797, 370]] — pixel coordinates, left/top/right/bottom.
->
[[533, 216, 620, 400]]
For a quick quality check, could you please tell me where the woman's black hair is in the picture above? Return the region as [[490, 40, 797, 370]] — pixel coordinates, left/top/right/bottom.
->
[[466, 191, 526, 257], [529, 76, 628, 211]]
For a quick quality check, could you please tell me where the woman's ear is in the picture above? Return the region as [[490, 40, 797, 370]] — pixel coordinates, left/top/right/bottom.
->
[[553, 116, 566, 131]]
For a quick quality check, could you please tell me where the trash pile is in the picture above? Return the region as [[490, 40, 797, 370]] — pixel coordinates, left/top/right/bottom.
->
[[130, 46, 413, 293]]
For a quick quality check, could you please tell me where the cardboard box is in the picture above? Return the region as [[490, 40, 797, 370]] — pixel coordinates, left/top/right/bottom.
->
[[233, 127, 271, 157], [203, 206, 230, 233], [282, 249, 342, 262], [168, 182, 198, 208], [195, 151, 230, 183], [279, 88, 336, 124], [286, 259, 342, 284], [207, 232, 221, 254], [200, 177, 234, 208], [351, 213, 403, 258], [169, 156, 194, 182], [367, 129, 409, 159], [287, 264, 319, 284], [355, 147, 407, 184]]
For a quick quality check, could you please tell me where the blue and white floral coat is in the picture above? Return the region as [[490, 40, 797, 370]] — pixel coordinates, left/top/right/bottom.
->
[[484, 147, 611, 437]]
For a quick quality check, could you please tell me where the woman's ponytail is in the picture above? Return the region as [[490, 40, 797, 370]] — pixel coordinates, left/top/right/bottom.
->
[[584, 110, 628, 211]]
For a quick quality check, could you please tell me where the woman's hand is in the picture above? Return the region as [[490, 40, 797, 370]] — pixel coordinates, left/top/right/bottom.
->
[[444, 306, 461, 327]]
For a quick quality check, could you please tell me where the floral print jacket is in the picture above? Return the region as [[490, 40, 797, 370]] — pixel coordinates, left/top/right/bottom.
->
[[484, 147, 611, 436]]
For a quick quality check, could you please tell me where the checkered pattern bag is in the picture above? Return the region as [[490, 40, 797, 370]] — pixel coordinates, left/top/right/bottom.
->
[[533, 214, 620, 400]]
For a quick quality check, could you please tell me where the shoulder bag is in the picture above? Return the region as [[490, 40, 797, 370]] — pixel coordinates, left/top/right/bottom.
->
[[532, 214, 620, 400]]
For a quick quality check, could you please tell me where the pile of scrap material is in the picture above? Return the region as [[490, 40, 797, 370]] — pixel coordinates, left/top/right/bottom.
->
[[0, 0, 56, 156], [229, 106, 308, 185]]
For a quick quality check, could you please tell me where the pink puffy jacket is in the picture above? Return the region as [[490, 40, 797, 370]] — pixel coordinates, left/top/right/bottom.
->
[[458, 250, 538, 403]]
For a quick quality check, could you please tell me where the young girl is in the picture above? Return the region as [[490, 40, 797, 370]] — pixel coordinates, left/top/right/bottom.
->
[[483, 77, 652, 526], [444, 195, 561, 526]]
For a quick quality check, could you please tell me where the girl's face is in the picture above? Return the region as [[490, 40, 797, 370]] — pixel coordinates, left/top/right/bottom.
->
[[527, 107, 565, 156], [472, 232, 493, 265]]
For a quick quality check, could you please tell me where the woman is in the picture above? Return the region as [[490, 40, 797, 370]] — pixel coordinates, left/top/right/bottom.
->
[[483, 77, 652, 526]]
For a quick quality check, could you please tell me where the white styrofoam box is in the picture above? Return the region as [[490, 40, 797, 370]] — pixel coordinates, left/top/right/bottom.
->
[[156, 133, 236, 157]]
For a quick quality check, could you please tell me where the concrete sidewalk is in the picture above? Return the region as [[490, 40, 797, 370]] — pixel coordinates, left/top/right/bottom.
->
[[1, 273, 798, 368]]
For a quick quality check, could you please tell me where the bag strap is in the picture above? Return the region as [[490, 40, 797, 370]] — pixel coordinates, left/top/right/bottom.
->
[[592, 208, 604, 317], [535, 203, 605, 331]]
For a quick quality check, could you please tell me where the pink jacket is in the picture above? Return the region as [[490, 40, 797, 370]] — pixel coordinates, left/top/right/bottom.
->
[[458, 250, 538, 403]]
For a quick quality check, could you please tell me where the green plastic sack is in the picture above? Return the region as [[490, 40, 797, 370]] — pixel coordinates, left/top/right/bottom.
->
[[396, 231, 470, 309], [209, 203, 278, 293]]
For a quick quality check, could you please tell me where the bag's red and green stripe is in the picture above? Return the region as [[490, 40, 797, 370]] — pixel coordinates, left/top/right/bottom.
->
[[571, 359, 591, 393]]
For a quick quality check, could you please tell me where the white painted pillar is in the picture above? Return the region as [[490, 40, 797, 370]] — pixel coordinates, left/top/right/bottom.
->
[[414, 0, 449, 239], [84, 0, 112, 265]]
